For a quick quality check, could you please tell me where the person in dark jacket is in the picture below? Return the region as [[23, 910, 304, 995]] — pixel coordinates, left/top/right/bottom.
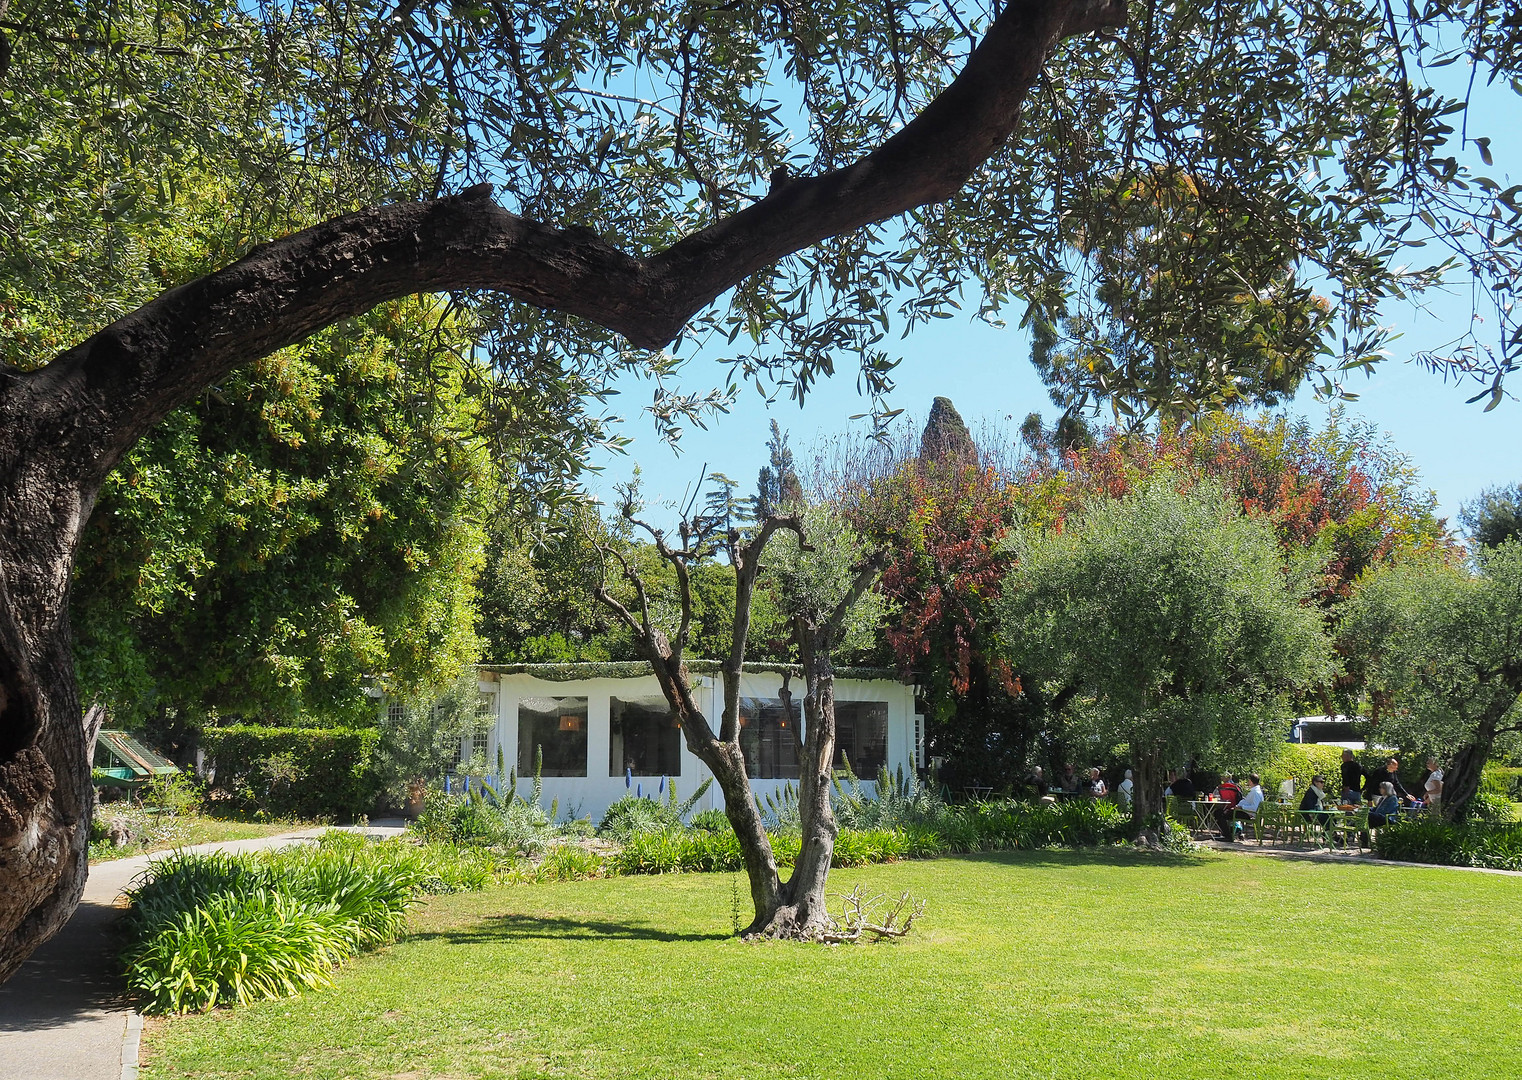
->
[[1299, 774, 1329, 819], [1370, 782, 1402, 827], [1374, 758, 1417, 804], [1340, 750, 1365, 803], [1166, 769, 1196, 801]]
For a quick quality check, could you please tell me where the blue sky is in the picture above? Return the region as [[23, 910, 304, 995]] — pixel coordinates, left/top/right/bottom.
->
[[586, 297, 1514, 531], [586, 68, 1519, 531]]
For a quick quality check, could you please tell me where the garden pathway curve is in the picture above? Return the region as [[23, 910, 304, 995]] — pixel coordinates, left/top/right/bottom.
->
[[0, 821, 405, 1080]]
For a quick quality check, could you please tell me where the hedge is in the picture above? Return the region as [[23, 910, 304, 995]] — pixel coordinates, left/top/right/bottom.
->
[[202, 726, 380, 820]]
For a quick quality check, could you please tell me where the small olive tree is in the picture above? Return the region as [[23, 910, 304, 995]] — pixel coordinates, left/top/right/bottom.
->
[[1341, 541, 1522, 819], [997, 476, 1335, 830], [373, 671, 489, 808], [593, 490, 884, 938]]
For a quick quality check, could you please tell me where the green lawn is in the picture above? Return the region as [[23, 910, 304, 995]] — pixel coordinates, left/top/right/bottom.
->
[[142, 850, 1522, 1080]]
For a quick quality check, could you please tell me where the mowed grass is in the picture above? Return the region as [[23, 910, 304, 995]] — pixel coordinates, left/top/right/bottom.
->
[[143, 849, 1522, 1080]]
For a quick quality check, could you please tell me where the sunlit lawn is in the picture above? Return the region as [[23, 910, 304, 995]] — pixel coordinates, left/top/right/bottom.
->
[[142, 849, 1522, 1080]]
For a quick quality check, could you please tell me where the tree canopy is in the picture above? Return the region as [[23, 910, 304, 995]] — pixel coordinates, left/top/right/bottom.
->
[[1341, 540, 1522, 817], [997, 475, 1336, 823]]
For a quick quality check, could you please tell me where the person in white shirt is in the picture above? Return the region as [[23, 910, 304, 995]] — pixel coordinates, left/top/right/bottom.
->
[[1225, 773, 1266, 842], [1117, 769, 1134, 807], [1278, 776, 1295, 803], [1423, 757, 1444, 809]]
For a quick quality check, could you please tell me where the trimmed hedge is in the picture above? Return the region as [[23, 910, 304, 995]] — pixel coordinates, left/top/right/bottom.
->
[[1261, 743, 1423, 799], [202, 726, 380, 820]]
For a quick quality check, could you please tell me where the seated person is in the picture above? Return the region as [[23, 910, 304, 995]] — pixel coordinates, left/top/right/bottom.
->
[[1165, 769, 1197, 801], [1023, 765, 1048, 800], [1059, 763, 1081, 795], [1278, 776, 1296, 803], [1214, 773, 1242, 805], [1085, 767, 1108, 798], [1370, 782, 1402, 828], [1339, 786, 1362, 809], [1298, 774, 1329, 819], [1223, 773, 1266, 841]]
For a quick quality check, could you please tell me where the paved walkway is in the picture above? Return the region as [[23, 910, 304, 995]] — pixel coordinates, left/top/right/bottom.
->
[[0, 822, 405, 1080]]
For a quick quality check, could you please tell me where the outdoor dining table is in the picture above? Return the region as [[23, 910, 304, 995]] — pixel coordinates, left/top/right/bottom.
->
[[1186, 799, 1230, 833]]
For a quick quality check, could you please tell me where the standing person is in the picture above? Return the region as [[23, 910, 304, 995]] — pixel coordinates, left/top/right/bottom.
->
[[1422, 757, 1444, 810], [1117, 769, 1134, 808], [1375, 758, 1418, 804], [1340, 750, 1365, 804]]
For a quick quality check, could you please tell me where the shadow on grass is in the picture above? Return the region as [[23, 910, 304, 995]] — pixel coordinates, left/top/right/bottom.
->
[[411, 912, 732, 947], [942, 846, 1216, 871]]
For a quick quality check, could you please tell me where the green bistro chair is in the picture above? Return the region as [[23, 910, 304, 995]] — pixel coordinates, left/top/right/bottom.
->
[[1273, 802, 1303, 846], [1332, 807, 1370, 852], [1250, 803, 1281, 845]]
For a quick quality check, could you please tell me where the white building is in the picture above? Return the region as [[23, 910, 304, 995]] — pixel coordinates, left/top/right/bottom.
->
[[465, 661, 922, 822]]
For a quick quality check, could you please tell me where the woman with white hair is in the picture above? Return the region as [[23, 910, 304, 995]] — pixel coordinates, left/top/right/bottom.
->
[[1371, 781, 1402, 828], [1117, 769, 1134, 807]]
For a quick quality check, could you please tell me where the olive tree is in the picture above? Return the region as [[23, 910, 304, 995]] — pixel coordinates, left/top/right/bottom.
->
[[1, 0, 1519, 976], [594, 495, 884, 938], [1341, 541, 1522, 818], [997, 476, 1335, 829]]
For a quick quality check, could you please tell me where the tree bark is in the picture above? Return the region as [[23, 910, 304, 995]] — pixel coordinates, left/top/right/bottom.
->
[[1441, 696, 1516, 821], [1130, 745, 1164, 834], [0, 0, 1125, 978]]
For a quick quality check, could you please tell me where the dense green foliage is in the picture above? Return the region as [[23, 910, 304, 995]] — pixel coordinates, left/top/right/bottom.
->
[[1459, 483, 1522, 550], [120, 834, 495, 1013], [1342, 541, 1522, 815], [998, 475, 1335, 817], [74, 302, 493, 736], [1373, 816, 1522, 871], [200, 726, 381, 820]]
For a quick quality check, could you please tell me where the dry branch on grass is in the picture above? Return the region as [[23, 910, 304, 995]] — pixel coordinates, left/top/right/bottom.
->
[[799, 885, 925, 945]]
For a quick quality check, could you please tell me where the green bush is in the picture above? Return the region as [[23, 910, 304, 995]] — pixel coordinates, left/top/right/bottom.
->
[[598, 779, 714, 839], [121, 833, 489, 1013], [202, 726, 380, 820], [688, 808, 732, 833], [1374, 816, 1522, 871]]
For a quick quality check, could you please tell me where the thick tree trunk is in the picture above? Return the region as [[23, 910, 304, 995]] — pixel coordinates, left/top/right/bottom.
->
[[1441, 699, 1512, 820], [1129, 746, 1163, 837], [0, 413, 106, 982], [757, 643, 840, 938]]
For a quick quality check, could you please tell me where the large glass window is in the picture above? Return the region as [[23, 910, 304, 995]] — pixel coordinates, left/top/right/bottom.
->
[[609, 697, 682, 777], [835, 701, 888, 775], [739, 696, 800, 780], [517, 696, 587, 777]]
